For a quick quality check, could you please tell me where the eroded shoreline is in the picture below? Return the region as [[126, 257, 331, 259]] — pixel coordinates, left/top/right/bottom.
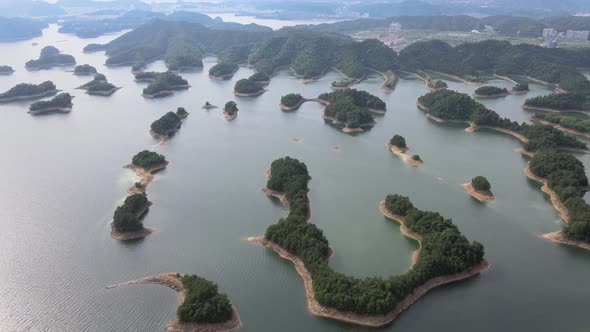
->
[[386, 143, 423, 167], [462, 183, 495, 202]]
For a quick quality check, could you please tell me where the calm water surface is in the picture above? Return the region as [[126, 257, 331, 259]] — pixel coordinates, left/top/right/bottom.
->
[[0, 25, 589, 332]]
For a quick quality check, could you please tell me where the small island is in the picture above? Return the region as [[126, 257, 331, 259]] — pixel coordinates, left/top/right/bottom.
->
[[223, 101, 239, 121], [150, 112, 183, 139], [0, 65, 14, 75], [279, 93, 305, 111], [142, 72, 190, 98], [108, 273, 241, 331], [0, 81, 58, 103], [427, 79, 448, 91], [512, 83, 529, 95], [73, 64, 97, 76], [28, 93, 73, 115], [111, 193, 155, 240], [319, 89, 385, 132], [202, 101, 218, 110], [234, 77, 265, 97], [134, 71, 158, 83], [78, 73, 119, 96], [248, 72, 270, 84], [387, 134, 423, 166], [127, 150, 169, 194], [473, 86, 509, 98], [209, 62, 238, 80], [176, 107, 189, 119], [463, 176, 495, 202], [25, 46, 76, 70]]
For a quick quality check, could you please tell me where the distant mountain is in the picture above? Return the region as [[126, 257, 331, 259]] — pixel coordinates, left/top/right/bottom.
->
[[57, 0, 151, 11], [0, 0, 65, 17], [0, 18, 48, 41]]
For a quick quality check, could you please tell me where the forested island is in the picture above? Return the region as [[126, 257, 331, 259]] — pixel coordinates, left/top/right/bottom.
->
[[531, 113, 590, 138], [387, 134, 423, 166], [0, 65, 14, 75], [77, 73, 119, 96], [111, 193, 154, 240], [512, 83, 529, 94], [280, 93, 305, 111], [28, 93, 73, 115], [474, 86, 509, 98], [209, 63, 239, 80], [223, 101, 239, 121], [427, 79, 448, 91], [318, 89, 386, 132], [73, 64, 97, 75], [248, 72, 270, 84], [523, 93, 590, 113], [464, 176, 495, 202], [25, 46, 76, 70], [108, 272, 241, 331], [176, 107, 189, 119], [127, 150, 169, 195], [249, 157, 488, 327], [0, 81, 57, 103], [234, 78, 265, 96], [150, 112, 183, 139], [142, 72, 190, 98]]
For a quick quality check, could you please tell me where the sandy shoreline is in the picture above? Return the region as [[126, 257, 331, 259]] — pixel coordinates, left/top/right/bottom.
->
[[223, 111, 237, 121], [522, 104, 589, 115], [126, 161, 169, 194], [524, 166, 569, 222], [463, 183, 495, 202], [543, 232, 590, 252], [466, 125, 529, 143], [379, 201, 421, 266], [427, 70, 482, 86], [107, 272, 242, 331], [387, 143, 423, 167], [530, 116, 590, 139]]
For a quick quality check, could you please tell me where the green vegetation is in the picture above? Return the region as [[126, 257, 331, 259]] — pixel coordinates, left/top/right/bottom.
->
[[319, 89, 386, 129], [177, 275, 233, 324], [131, 150, 166, 169], [418, 90, 587, 152], [471, 176, 492, 193], [427, 79, 447, 90], [74, 64, 97, 75], [131, 63, 145, 72], [280, 93, 303, 108], [319, 89, 386, 110], [0, 81, 56, 100], [234, 78, 264, 95], [389, 135, 407, 149], [209, 63, 238, 79], [0, 65, 14, 74], [474, 86, 508, 96], [134, 71, 158, 81], [263, 157, 485, 315], [331, 77, 358, 88], [534, 112, 590, 134], [525, 93, 590, 111], [151, 112, 182, 137], [164, 40, 203, 70], [25, 46, 76, 69], [87, 82, 117, 94], [529, 149, 590, 243], [29, 93, 72, 111], [249, 72, 270, 83], [112, 193, 150, 233], [176, 107, 188, 118], [411, 155, 421, 161], [513, 83, 529, 92], [143, 72, 189, 97], [224, 101, 238, 116]]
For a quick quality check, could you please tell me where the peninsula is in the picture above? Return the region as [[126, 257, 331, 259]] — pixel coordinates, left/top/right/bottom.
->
[[248, 72, 270, 85], [0, 81, 57, 103], [530, 113, 590, 139], [28, 93, 73, 115], [127, 150, 169, 194], [25, 46, 76, 70], [463, 176, 495, 202], [223, 101, 239, 121], [387, 134, 423, 167], [523, 93, 590, 114], [209, 63, 238, 80], [150, 112, 183, 140]]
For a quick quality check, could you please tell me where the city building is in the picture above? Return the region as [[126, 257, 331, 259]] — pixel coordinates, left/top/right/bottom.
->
[[565, 30, 590, 41]]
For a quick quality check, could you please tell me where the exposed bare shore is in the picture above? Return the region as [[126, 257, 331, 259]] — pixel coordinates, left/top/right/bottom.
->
[[0, 89, 58, 103], [107, 272, 242, 331], [111, 224, 157, 241], [466, 125, 529, 143], [379, 201, 421, 266], [368, 68, 399, 92], [521, 104, 589, 115], [27, 106, 72, 115], [493, 74, 519, 85], [524, 166, 569, 222], [463, 183, 495, 202], [209, 68, 238, 81], [511, 75, 566, 93], [279, 98, 310, 111], [223, 111, 237, 121], [543, 232, 590, 252], [530, 116, 590, 139], [234, 89, 266, 97], [126, 161, 169, 194], [387, 143, 423, 167], [427, 70, 482, 86]]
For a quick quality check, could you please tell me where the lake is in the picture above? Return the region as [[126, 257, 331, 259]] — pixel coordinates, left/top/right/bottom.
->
[[0, 25, 589, 332]]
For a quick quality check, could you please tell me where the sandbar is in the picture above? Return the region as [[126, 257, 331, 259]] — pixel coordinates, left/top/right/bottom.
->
[[387, 143, 423, 167], [462, 183, 495, 202]]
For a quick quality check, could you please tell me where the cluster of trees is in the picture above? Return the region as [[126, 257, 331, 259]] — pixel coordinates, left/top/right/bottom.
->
[[177, 274, 233, 323], [419, 90, 587, 152], [389, 134, 406, 148], [534, 112, 590, 134], [143, 72, 189, 96], [224, 101, 239, 115], [131, 150, 166, 169], [529, 149, 590, 243], [176, 107, 188, 118], [474, 86, 508, 96], [280, 93, 303, 107], [151, 112, 182, 136], [25, 46, 76, 69], [249, 72, 270, 83], [209, 63, 238, 78], [164, 40, 203, 70], [29, 93, 72, 111], [319, 89, 386, 110], [134, 72, 158, 81], [318, 89, 387, 129], [427, 79, 447, 90], [73, 64, 97, 75], [264, 157, 485, 315], [513, 83, 529, 92], [471, 176, 492, 193], [0, 65, 14, 74], [525, 93, 590, 111], [0, 81, 56, 99], [112, 193, 150, 233], [234, 78, 264, 94], [78, 73, 117, 94]]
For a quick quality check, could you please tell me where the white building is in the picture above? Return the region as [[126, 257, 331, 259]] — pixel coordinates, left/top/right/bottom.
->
[[565, 30, 590, 41], [542, 28, 557, 38]]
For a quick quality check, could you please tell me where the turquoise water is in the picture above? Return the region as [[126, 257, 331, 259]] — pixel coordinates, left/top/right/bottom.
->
[[0, 25, 589, 332]]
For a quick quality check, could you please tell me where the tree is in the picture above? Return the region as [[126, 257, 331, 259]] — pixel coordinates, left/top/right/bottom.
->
[[471, 176, 491, 192], [389, 135, 406, 148]]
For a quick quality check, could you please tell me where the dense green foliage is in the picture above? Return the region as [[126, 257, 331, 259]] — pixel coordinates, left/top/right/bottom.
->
[[224, 101, 238, 115], [280, 93, 303, 107], [25, 46, 76, 69], [176, 107, 188, 118], [150, 112, 182, 136], [411, 155, 421, 161], [249, 72, 270, 83], [534, 112, 590, 134], [525, 93, 590, 111], [389, 135, 407, 148], [0, 81, 56, 100], [74, 64, 97, 75], [263, 158, 485, 315], [319, 89, 387, 129], [513, 83, 529, 92], [134, 71, 158, 81], [177, 274, 233, 323], [319, 89, 386, 110], [29, 93, 72, 111], [143, 72, 188, 96], [234, 78, 263, 94], [475, 86, 508, 96], [529, 149, 590, 242], [418, 90, 587, 152], [164, 40, 203, 70], [112, 193, 149, 233], [87, 82, 117, 93], [131, 150, 166, 169], [209, 63, 238, 78], [427, 79, 447, 90], [471, 176, 491, 192]]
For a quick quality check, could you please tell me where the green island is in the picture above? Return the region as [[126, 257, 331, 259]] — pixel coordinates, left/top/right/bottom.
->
[[387, 134, 423, 166], [108, 273, 241, 331], [176, 107, 189, 119], [0, 81, 57, 103], [0, 65, 14, 75], [134, 71, 158, 82], [77, 73, 119, 96], [28, 93, 73, 115], [142, 72, 190, 98], [223, 101, 239, 121], [531, 112, 590, 138], [427, 79, 448, 90], [512, 83, 529, 94], [523, 93, 590, 113], [202, 101, 218, 110], [127, 150, 169, 195], [25, 46, 76, 70], [464, 176, 495, 202], [319, 89, 386, 132], [249, 157, 488, 327], [73, 64, 97, 75], [474, 86, 510, 98], [150, 112, 183, 139], [234, 77, 265, 96], [280, 93, 305, 111], [111, 193, 154, 240], [209, 63, 239, 80], [248, 72, 270, 84]]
